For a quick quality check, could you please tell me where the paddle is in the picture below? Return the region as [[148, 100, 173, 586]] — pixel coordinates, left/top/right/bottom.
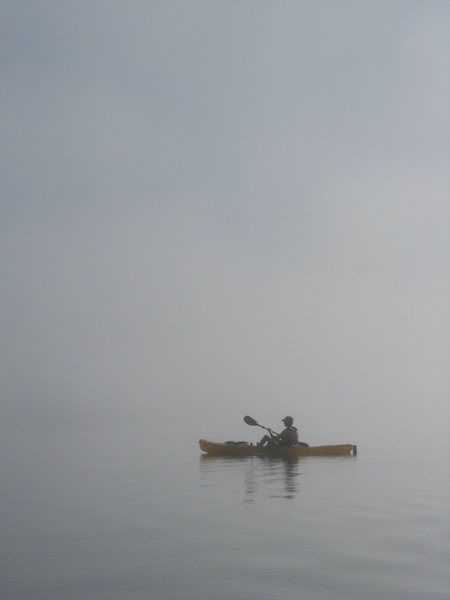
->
[[243, 415, 278, 435]]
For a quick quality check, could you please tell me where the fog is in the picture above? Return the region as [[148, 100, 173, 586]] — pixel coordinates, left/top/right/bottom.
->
[[1, 2, 449, 452]]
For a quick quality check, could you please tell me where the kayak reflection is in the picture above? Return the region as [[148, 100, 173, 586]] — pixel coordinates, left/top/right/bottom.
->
[[199, 455, 301, 502], [244, 457, 300, 501]]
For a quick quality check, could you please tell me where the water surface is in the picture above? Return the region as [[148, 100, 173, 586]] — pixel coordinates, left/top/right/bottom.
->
[[0, 428, 448, 599]]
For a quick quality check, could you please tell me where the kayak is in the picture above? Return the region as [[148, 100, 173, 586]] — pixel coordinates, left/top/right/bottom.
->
[[199, 439, 357, 457]]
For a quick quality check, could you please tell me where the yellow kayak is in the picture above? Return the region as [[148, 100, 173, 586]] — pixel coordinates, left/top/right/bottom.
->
[[199, 439, 357, 457]]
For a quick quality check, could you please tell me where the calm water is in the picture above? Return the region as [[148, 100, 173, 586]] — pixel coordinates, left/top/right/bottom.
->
[[0, 427, 448, 600]]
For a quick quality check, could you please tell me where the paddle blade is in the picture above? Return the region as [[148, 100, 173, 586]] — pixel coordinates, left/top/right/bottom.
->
[[243, 415, 259, 426]]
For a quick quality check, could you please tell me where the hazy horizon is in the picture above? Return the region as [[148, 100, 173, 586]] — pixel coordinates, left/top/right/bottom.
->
[[1, 2, 449, 452]]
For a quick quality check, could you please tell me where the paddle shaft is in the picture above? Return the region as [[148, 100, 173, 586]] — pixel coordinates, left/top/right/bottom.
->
[[258, 424, 279, 435]]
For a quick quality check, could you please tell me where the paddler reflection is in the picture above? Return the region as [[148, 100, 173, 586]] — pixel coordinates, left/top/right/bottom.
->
[[199, 455, 301, 503], [244, 457, 300, 502]]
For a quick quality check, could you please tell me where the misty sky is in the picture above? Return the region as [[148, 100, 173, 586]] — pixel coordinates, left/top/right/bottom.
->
[[1, 2, 449, 449]]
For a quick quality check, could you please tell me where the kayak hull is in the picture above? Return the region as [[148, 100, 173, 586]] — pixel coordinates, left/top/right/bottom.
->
[[199, 439, 357, 457]]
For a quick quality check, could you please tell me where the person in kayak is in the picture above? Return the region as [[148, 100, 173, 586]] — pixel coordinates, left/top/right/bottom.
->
[[257, 416, 299, 447]]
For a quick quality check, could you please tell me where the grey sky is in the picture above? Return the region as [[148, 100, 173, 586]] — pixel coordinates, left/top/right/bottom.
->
[[1, 1, 449, 450]]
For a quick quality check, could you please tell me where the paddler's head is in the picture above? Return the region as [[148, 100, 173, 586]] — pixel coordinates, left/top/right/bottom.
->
[[282, 416, 293, 426]]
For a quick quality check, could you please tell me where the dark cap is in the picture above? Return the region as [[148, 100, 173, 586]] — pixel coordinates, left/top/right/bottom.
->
[[282, 416, 293, 425]]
